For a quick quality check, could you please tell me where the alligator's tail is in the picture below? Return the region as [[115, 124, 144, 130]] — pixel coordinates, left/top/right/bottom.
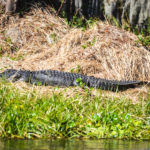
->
[[85, 76, 145, 91]]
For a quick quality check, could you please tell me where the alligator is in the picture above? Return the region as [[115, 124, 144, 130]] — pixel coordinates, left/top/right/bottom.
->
[[0, 69, 147, 91]]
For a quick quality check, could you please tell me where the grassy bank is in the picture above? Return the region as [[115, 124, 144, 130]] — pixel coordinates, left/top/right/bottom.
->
[[0, 80, 150, 140]]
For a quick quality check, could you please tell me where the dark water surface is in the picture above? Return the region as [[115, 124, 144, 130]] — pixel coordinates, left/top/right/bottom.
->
[[0, 138, 150, 150]]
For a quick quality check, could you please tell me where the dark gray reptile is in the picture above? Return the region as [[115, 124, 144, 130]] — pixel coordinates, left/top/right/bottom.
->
[[0, 69, 146, 91]]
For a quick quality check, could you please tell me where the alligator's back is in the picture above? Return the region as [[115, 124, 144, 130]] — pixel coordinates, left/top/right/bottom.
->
[[0, 69, 144, 91]]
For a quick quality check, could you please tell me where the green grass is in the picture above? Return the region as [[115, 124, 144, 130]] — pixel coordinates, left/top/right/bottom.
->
[[67, 16, 97, 30], [133, 19, 150, 50], [0, 80, 150, 140]]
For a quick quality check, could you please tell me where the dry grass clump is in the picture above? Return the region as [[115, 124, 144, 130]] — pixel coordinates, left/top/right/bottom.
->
[[0, 7, 69, 59], [0, 7, 150, 96]]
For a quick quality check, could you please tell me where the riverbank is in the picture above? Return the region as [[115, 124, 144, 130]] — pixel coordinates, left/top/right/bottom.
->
[[0, 80, 150, 139], [0, 5, 150, 140]]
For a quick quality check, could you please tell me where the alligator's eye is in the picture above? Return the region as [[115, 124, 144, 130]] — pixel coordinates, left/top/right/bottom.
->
[[6, 69, 12, 73]]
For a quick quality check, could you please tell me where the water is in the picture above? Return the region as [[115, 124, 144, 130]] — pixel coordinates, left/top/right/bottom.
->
[[0, 139, 150, 150]]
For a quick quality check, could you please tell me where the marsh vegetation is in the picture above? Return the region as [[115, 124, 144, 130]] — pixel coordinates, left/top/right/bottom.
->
[[0, 3, 150, 140]]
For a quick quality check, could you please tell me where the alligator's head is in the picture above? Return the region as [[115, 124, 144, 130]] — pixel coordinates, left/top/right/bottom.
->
[[0, 69, 18, 79], [0, 69, 30, 82]]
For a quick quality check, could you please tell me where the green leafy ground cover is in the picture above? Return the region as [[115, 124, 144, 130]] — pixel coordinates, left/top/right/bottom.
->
[[0, 80, 150, 140]]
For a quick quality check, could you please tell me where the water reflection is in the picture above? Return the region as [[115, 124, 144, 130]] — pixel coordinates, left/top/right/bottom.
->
[[0, 138, 150, 150]]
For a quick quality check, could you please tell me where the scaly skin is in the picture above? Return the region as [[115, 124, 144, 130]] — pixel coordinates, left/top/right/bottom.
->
[[0, 69, 144, 91]]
